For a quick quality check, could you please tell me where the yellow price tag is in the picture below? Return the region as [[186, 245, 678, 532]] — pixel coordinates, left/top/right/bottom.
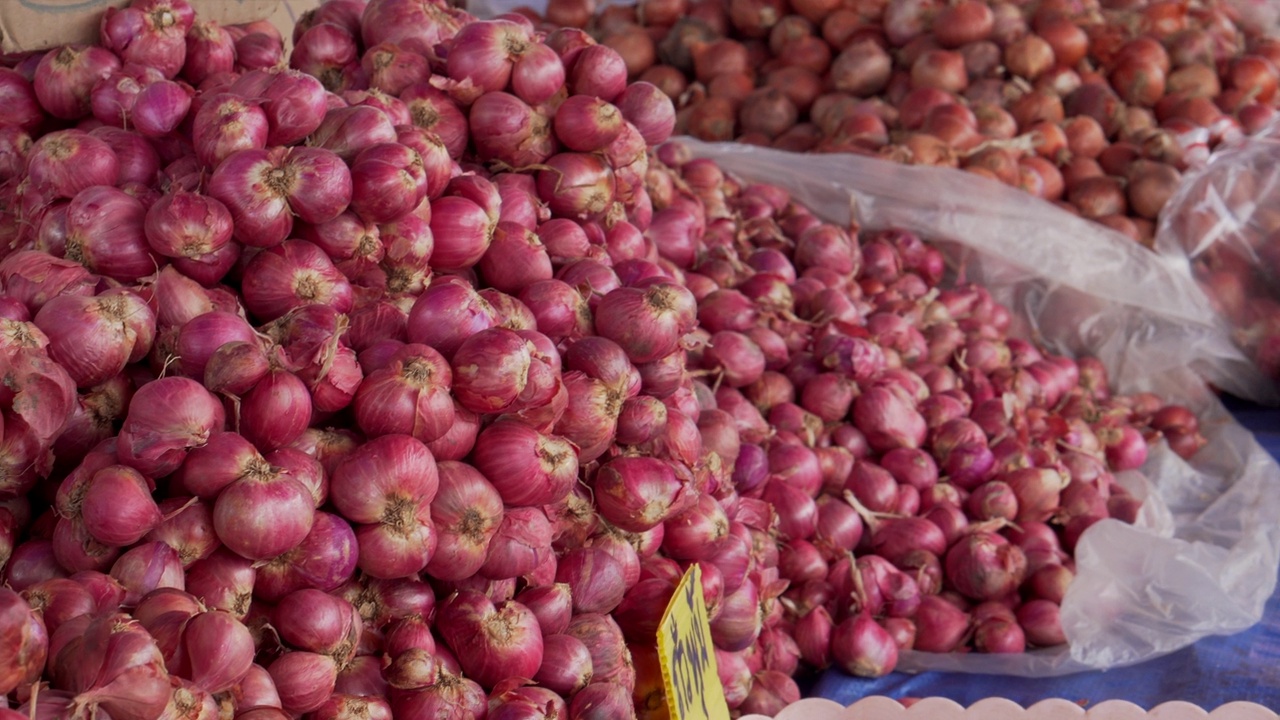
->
[[656, 564, 730, 720]]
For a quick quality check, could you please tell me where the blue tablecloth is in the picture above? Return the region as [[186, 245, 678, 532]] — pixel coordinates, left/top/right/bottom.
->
[[812, 397, 1280, 710]]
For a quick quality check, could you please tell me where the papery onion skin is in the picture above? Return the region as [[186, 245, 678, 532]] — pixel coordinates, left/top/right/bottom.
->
[[118, 376, 225, 478], [437, 590, 544, 690], [472, 421, 578, 508], [0, 587, 47, 694]]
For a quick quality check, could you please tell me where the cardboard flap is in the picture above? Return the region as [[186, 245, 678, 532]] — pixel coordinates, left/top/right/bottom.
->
[[0, 0, 282, 53]]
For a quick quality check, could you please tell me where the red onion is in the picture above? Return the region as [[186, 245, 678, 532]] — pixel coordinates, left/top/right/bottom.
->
[[144, 191, 233, 260], [479, 223, 554, 295], [183, 548, 254, 619], [213, 451, 314, 561], [469, 92, 556, 167], [361, 42, 430, 95], [832, 611, 897, 678], [975, 617, 1026, 654], [179, 609, 255, 694], [272, 589, 360, 665], [331, 434, 438, 577], [449, 328, 533, 414], [591, 456, 686, 530], [446, 20, 532, 93], [532, 633, 593, 697], [349, 143, 428, 224], [101, 1, 193, 78], [35, 290, 154, 388], [967, 481, 1018, 521], [183, 21, 235, 84], [233, 69, 329, 146], [311, 694, 393, 720], [568, 681, 634, 719], [51, 612, 170, 720], [131, 80, 192, 137], [353, 343, 455, 443], [192, 93, 269, 168], [63, 185, 154, 282], [481, 506, 554, 580], [241, 240, 354, 322], [945, 531, 1028, 601], [1002, 467, 1069, 522], [400, 83, 469, 160], [390, 669, 486, 719], [239, 368, 312, 452], [1018, 598, 1067, 647], [0, 252, 95, 318], [118, 376, 224, 477], [311, 105, 398, 163], [428, 195, 495, 270], [567, 44, 628, 101], [853, 386, 928, 453], [179, 317, 260, 389], [424, 460, 504, 581], [537, 152, 618, 222], [110, 541, 184, 605], [437, 591, 544, 690], [35, 46, 122, 120], [594, 282, 696, 364], [269, 651, 338, 715], [0, 587, 46, 694], [79, 465, 162, 547], [0, 68, 43, 131], [407, 277, 499, 358], [913, 594, 971, 653]]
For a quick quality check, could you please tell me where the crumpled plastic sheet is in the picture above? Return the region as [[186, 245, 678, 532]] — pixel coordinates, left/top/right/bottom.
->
[[678, 138, 1280, 676], [1227, 0, 1280, 37], [1155, 117, 1280, 404]]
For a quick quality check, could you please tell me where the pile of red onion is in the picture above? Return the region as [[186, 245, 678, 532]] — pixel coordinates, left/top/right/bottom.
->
[[0, 0, 1211, 717], [529, 0, 1280, 247]]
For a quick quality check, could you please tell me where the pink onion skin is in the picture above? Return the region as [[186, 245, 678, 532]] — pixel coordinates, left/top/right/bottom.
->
[[183, 609, 255, 693], [515, 584, 572, 637], [35, 291, 154, 389], [556, 546, 627, 614], [269, 651, 338, 715], [240, 369, 313, 453], [0, 587, 47, 695], [945, 531, 1029, 601], [831, 611, 899, 678], [592, 456, 686, 533], [118, 376, 225, 478], [472, 421, 579, 508], [424, 460, 505, 581], [913, 594, 972, 653], [331, 434, 440, 525], [594, 282, 697, 364], [352, 343, 456, 443], [480, 506, 554, 581], [533, 633, 593, 697], [437, 591, 544, 690], [568, 681, 634, 719], [63, 185, 155, 282], [853, 386, 928, 453], [213, 463, 315, 562], [206, 147, 294, 247]]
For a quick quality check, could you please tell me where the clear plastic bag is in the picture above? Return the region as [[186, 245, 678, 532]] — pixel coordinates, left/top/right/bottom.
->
[[1227, 0, 1280, 37], [680, 138, 1280, 676], [1155, 118, 1280, 405]]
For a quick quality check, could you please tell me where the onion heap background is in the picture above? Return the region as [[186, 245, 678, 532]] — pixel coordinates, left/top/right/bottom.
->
[[0, 0, 1219, 718]]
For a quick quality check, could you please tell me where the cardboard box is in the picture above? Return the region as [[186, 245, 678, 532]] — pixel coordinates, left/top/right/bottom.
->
[[0, 0, 317, 54]]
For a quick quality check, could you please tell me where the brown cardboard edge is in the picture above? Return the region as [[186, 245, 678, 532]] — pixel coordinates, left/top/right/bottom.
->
[[0, 0, 283, 54]]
